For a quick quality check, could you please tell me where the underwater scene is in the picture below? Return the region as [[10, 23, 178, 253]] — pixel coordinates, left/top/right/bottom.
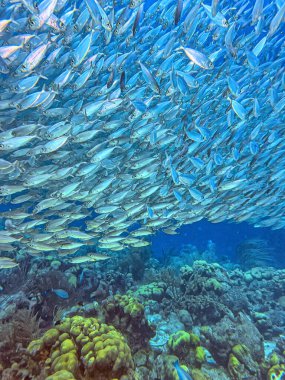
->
[[0, 0, 285, 379]]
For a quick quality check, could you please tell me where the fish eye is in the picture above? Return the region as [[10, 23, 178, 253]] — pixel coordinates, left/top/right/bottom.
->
[[107, 22, 111, 29], [209, 62, 214, 69], [73, 25, 78, 32], [224, 20, 229, 27], [59, 20, 65, 29]]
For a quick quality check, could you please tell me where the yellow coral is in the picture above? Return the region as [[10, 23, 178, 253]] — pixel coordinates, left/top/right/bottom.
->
[[45, 369, 76, 380], [195, 346, 206, 366], [27, 316, 134, 380], [228, 353, 243, 380], [269, 352, 280, 366], [167, 330, 201, 359], [167, 331, 191, 358]]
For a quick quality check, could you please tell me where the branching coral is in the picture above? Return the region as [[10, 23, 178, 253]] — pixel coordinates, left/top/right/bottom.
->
[[27, 316, 134, 380], [0, 308, 42, 378]]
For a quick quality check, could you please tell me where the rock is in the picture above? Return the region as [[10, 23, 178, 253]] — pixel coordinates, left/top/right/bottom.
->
[[178, 309, 193, 329], [202, 312, 264, 366], [135, 365, 150, 379], [133, 350, 147, 367]]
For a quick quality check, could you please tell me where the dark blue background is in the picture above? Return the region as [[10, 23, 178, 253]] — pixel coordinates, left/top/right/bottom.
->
[[151, 220, 285, 266]]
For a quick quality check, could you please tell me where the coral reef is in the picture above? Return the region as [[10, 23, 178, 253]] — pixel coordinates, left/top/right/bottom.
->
[[177, 261, 233, 324], [134, 281, 167, 301], [1, 239, 285, 380], [28, 316, 134, 380], [152, 354, 182, 380], [102, 294, 155, 352], [0, 308, 42, 379], [167, 330, 200, 359]]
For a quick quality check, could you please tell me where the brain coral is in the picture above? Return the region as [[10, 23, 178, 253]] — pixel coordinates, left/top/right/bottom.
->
[[27, 316, 134, 380]]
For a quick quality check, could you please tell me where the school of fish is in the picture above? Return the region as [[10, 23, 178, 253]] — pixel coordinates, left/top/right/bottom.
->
[[0, 0, 285, 259]]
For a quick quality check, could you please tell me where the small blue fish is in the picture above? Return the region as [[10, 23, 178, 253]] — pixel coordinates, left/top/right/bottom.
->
[[52, 289, 69, 299], [173, 360, 193, 380]]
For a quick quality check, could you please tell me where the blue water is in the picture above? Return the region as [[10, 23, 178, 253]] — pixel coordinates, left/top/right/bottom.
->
[[151, 220, 285, 266]]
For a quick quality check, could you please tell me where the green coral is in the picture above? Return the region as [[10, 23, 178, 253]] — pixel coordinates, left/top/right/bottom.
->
[[228, 353, 244, 380], [27, 316, 134, 380], [167, 330, 200, 359], [195, 346, 206, 366], [134, 282, 166, 301], [204, 278, 222, 292], [269, 352, 280, 366]]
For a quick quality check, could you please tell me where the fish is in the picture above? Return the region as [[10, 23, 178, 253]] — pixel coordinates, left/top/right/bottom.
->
[[51, 289, 69, 299], [0, 256, 19, 269], [173, 360, 193, 380], [175, 0, 183, 25], [0, 0, 283, 257], [69, 253, 110, 264], [179, 47, 214, 69]]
